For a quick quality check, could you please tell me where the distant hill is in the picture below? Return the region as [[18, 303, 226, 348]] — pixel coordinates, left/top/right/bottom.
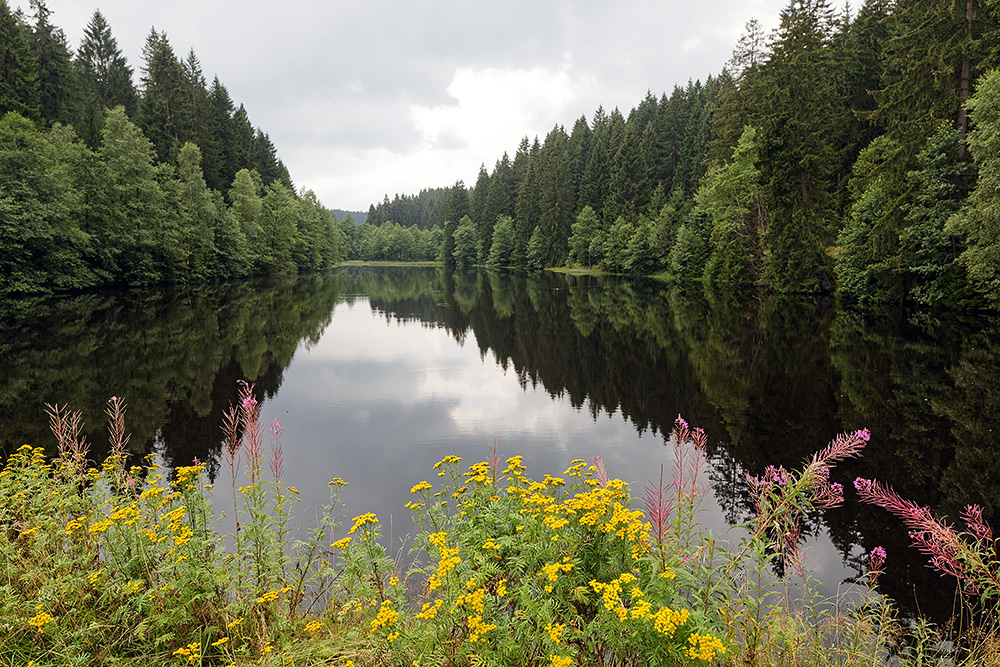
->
[[329, 209, 367, 224]]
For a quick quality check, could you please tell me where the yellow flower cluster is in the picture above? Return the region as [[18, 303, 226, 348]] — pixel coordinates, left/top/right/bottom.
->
[[255, 586, 292, 605], [496, 579, 507, 597], [434, 455, 463, 470], [123, 580, 144, 595], [410, 480, 433, 494], [109, 502, 141, 526], [687, 633, 726, 661], [464, 461, 492, 485], [550, 655, 573, 667], [589, 572, 638, 621], [650, 606, 691, 635], [455, 586, 487, 614], [428, 532, 461, 591], [172, 524, 194, 546], [89, 518, 114, 533], [466, 614, 496, 642], [64, 515, 85, 535], [416, 598, 444, 619], [88, 568, 104, 587], [546, 622, 566, 643], [331, 536, 351, 549], [304, 620, 323, 632], [174, 464, 203, 488], [371, 599, 399, 631], [349, 512, 378, 534], [541, 556, 574, 582], [502, 456, 526, 477], [172, 641, 201, 661], [28, 605, 54, 632]]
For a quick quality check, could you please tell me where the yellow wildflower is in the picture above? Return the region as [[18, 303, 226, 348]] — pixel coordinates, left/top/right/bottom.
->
[[28, 605, 54, 632], [348, 512, 378, 534], [687, 633, 726, 661]]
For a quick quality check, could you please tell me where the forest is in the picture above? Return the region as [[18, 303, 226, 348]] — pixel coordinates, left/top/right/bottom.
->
[[0, 0, 348, 293], [4, 0, 1000, 309], [359, 0, 1000, 309]]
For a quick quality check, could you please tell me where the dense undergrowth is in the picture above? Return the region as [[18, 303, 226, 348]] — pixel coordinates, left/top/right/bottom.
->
[[2, 385, 998, 666]]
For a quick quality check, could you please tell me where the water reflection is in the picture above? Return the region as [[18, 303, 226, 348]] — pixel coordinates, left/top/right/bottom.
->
[[3, 266, 999, 621]]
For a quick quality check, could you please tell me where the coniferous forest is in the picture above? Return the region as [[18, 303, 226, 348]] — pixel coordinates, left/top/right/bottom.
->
[[5, 0, 1000, 310], [359, 0, 1000, 310], [0, 1, 347, 294]]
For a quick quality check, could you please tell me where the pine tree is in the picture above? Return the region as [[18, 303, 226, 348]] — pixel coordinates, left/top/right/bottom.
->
[[0, 0, 40, 120], [486, 214, 516, 269], [536, 125, 574, 265], [481, 152, 514, 260], [206, 76, 235, 191], [29, 0, 74, 126], [709, 18, 767, 165], [74, 9, 137, 146], [229, 168, 264, 270], [874, 0, 1000, 163], [568, 206, 601, 267], [138, 28, 190, 164], [700, 125, 768, 292], [607, 124, 645, 223], [756, 0, 846, 292], [514, 160, 540, 267]]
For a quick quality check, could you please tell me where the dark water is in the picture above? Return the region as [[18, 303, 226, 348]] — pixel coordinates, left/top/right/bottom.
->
[[3, 267, 999, 621]]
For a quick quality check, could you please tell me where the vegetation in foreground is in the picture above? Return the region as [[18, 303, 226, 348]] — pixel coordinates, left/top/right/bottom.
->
[[2, 385, 998, 666]]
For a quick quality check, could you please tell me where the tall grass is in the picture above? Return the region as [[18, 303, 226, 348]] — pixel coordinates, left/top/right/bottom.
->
[[1, 386, 997, 665]]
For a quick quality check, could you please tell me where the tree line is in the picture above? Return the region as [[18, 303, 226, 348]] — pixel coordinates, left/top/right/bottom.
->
[[362, 0, 1000, 309], [0, 1, 346, 293]]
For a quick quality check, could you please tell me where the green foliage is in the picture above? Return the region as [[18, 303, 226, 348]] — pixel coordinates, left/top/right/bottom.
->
[[73, 10, 138, 146], [699, 125, 766, 294], [452, 215, 479, 270], [362, 451, 726, 667], [0, 0, 40, 120], [567, 205, 601, 267], [486, 214, 516, 269], [0, 111, 91, 293], [898, 124, 976, 307], [949, 69, 1000, 306]]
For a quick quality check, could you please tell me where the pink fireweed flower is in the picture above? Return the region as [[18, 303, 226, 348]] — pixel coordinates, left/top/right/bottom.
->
[[854, 477, 1000, 596], [866, 546, 887, 589], [745, 428, 869, 566]]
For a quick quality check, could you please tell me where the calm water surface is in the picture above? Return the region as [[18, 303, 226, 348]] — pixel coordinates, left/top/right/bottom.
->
[[3, 266, 999, 620]]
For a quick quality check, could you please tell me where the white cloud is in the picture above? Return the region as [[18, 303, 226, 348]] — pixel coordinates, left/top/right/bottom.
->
[[411, 64, 587, 152]]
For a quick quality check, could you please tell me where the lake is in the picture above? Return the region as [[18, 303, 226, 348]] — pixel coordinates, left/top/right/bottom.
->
[[2, 266, 999, 621]]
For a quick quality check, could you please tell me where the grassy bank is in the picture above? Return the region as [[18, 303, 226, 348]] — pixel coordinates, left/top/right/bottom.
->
[[2, 388, 997, 666]]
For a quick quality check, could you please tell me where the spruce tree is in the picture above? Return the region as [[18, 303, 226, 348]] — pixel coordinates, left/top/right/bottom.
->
[[29, 0, 74, 126], [0, 0, 40, 120], [138, 29, 190, 164], [536, 125, 574, 266], [74, 9, 137, 146], [756, 0, 846, 292]]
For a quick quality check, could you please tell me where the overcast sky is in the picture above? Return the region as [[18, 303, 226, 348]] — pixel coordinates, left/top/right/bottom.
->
[[20, 0, 794, 212]]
